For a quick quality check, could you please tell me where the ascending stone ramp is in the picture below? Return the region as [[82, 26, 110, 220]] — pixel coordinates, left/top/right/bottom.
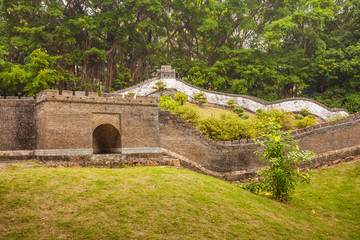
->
[[115, 77, 349, 120]]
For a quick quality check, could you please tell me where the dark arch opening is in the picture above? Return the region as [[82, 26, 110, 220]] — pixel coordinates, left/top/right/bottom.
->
[[92, 124, 121, 154]]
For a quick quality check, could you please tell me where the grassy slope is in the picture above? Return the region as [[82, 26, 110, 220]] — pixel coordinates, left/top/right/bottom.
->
[[185, 102, 254, 120], [0, 162, 359, 240]]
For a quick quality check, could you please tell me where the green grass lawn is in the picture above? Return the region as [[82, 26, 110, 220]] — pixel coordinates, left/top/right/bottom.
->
[[0, 161, 359, 239]]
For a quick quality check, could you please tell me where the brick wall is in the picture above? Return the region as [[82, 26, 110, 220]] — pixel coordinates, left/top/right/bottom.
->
[[34, 90, 160, 156], [0, 99, 35, 150]]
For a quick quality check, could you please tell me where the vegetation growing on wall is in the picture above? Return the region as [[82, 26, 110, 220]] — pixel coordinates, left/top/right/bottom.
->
[[1, 1, 359, 112], [159, 95, 319, 141]]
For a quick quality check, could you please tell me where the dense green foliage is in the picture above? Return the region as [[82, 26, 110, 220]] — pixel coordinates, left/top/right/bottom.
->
[[240, 122, 313, 201], [159, 95, 318, 141], [174, 92, 188, 105], [1, 0, 359, 113], [193, 92, 207, 106]]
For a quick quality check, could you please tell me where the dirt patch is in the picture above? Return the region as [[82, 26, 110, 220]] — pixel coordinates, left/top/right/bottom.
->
[[0, 160, 42, 169]]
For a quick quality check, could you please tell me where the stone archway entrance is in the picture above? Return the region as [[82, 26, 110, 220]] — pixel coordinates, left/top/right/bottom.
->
[[92, 124, 121, 154]]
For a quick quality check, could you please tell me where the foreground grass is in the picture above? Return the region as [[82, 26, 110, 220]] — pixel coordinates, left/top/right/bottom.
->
[[0, 162, 359, 239]]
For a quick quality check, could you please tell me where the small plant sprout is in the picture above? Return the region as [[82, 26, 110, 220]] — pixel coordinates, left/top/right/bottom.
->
[[299, 109, 310, 117], [152, 81, 167, 95]]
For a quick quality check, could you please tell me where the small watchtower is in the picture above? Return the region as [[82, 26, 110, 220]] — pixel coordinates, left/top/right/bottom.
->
[[157, 65, 176, 79]]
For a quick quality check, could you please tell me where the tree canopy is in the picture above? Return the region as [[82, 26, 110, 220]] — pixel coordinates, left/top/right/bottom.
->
[[0, 0, 359, 112]]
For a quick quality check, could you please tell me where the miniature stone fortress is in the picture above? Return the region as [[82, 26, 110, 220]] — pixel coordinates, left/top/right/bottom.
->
[[0, 66, 360, 180]]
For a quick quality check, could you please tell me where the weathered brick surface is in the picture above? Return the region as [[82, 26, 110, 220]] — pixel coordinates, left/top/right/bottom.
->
[[0, 99, 35, 150], [35, 90, 160, 152]]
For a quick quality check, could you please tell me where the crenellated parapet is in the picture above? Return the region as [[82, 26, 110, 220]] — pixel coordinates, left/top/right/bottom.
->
[[35, 90, 158, 106]]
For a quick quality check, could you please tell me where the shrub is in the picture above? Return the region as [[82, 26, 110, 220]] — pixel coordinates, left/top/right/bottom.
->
[[255, 108, 295, 131], [250, 122, 314, 202], [233, 107, 244, 115], [299, 109, 310, 117], [227, 99, 237, 110], [128, 92, 135, 96], [294, 115, 303, 120], [193, 92, 207, 106], [327, 114, 347, 122], [174, 92, 188, 105], [197, 113, 255, 141], [152, 81, 167, 94], [240, 114, 249, 120], [173, 105, 200, 125], [158, 95, 180, 111], [295, 116, 317, 129]]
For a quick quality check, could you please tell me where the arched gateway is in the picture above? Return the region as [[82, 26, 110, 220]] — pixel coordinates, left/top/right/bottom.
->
[[92, 124, 121, 154]]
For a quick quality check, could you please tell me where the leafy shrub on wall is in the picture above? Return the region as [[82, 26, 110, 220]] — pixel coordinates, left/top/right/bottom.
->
[[174, 92, 188, 105], [159, 95, 180, 111], [295, 116, 317, 129], [173, 105, 200, 125], [255, 109, 295, 131], [193, 92, 207, 106], [227, 99, 237, 110], [196, 113, 256, 141]]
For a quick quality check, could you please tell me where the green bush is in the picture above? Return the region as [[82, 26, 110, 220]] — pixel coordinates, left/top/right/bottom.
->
[[197, 113, 255, 141], [255, 108, 295, 131], [299, 109, 310, 117], [152, 81, 167, 93], [344, 94, 360, 113], [295, 116, 317, 129], [233, 107, 244, 114], [193, 92, 207, 106], [227, 99, 237, 110], [327, 114, 348, 122], [250, 122, 314, 202], [159, 95, 180, 111], [173, 105, 200, 125], [174, 92, 188, 105], [294, 115, 303, 120], [240, 114, 249, 120]]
